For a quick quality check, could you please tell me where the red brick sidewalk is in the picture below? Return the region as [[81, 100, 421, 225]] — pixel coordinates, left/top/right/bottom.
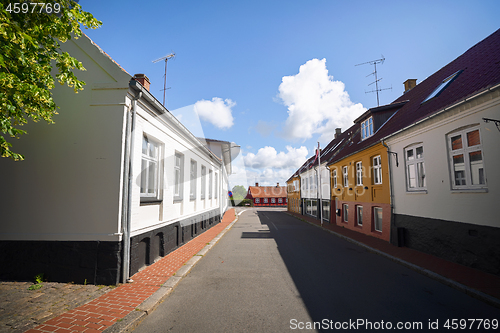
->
[[26, 209, 236, 333]]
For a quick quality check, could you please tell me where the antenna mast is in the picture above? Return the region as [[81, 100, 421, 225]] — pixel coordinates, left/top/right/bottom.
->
[[152, 53, 175, 106], [355, 56, 392, 106]]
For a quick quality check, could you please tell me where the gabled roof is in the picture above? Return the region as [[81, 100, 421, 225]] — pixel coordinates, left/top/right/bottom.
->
[[247, 186, 287, 198]]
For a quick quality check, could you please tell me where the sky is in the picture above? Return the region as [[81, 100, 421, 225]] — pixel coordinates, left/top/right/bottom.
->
[[81, 0, 500, 190]]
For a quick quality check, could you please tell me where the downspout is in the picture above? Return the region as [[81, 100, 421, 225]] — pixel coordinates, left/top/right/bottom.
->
[[382, 140, 396, 245], [325, 165, 331, 223], [122, 90, 142, 283]]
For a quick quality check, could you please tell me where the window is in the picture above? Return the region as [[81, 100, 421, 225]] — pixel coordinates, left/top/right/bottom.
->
[[361, 117, 374, 140], [310, 176, 313, 191], [322, 201, 330, 222], [373, 207, 383, 232], [278, 198, 283, 203], [190, 160, 197, 200], [201, 166, 206, 199], [141, 136, 161, 199], [215, 172, 218, 199], [422, 70, 462, 103], [255, 198, 260, 203], [264, 198, 268, 203], [447, 127, 486, 189], [343, 204, 348, 222], [356, 205, 363, 226], [311, 200, 317, 216], [174, 152, 184, 201], [356, 162, 363, 186], [372, 156, 382, 185], [271, 198, 276, 203], [293, 180, 299, 191], [208, 169, 213, 199], [405, 145, 426, 190], [333, 169, 337, 188], [342, 166, 348, 187]]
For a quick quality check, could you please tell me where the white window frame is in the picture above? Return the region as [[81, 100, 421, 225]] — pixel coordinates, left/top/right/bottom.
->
[[361, 117, 374, 140], [343, 204, 348, 223], [447, 127, 487, 190], [201, 165, 206, 199], [263, 198, 268, 203], [356, 161, 363, 186], [271, 198, 276, 203], [174, 152, 184, 201], [356, 205, 363, 226], [372, 155, 382, 185], [141, 135, 162, 201], [278, 198, 283, 203], [373, 207, 383, 232], [342, 166, 348, 187], [405, 144, 426, 191], [333, 169, 337, 188], [190, 160, 197, 200], [255, 198, 260, 203]]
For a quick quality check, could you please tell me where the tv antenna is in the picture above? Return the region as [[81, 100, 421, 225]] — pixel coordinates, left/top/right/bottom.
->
[[152, 52, 175, 106], [355, 56, 392, 106]]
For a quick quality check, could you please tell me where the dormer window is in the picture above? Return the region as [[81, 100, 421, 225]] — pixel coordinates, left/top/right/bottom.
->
[[361, 117, 373, 140], [422, 70, 462, 104]]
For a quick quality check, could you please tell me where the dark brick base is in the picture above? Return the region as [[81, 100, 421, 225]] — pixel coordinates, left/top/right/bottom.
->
[[0, 241, 121, 285], [394, 214, 500, 276], [129, 208, 221, 276]]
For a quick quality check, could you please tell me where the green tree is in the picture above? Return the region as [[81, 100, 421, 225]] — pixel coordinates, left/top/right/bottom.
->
[[231, 185, 247, 201], [0, 1, 101, 160]]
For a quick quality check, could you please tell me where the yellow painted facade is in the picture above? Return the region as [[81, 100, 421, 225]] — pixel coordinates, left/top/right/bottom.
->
[[328, 142, 392, 241], [287, 176, 301, 214]]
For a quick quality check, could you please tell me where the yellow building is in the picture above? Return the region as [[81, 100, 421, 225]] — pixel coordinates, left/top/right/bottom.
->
[[286, 175, 301, 214]]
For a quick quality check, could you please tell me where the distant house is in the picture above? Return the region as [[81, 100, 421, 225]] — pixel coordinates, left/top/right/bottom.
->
[[246, 183, 287, 207], [0, 34, 236, 285], [286, 174, 301, 214]]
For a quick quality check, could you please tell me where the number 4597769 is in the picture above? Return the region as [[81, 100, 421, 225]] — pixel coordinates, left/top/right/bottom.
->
[[5, 3, 61, 14]]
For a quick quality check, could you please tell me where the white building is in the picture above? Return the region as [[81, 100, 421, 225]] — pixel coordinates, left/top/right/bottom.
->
[[383, 29, 500, 275], [0, 34, 236, 285]]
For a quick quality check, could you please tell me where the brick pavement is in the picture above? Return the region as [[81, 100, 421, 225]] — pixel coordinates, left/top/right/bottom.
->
[[23, 208, 236, 333]]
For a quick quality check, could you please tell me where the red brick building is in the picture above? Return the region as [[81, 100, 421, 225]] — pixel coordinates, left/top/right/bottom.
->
[[245, 183, 287, 207]]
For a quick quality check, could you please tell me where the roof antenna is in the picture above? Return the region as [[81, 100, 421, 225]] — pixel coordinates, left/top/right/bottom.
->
[[152, 53, 175, 106], [355, 55, 392, 106]]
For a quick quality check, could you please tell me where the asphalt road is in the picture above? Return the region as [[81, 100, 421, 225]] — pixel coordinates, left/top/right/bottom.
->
[[133, 208, 500, 332]]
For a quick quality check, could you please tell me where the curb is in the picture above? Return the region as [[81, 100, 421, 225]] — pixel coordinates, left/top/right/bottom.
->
[[104, 213, 240, 333], [284, 212, 500, 310]]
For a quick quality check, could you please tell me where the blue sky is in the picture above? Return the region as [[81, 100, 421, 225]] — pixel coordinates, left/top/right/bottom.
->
[[82, 0, 499, 189]]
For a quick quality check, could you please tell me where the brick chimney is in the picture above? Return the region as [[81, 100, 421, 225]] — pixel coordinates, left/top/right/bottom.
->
[[133, 74, 151, 91], [255, 182, 259, 187], [335, 128, 342, 139], [404, 79, 417, 94], [276, 182, 279, 187]]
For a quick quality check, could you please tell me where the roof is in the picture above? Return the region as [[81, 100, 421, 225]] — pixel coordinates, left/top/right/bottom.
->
[[247, 186, 287, 198]]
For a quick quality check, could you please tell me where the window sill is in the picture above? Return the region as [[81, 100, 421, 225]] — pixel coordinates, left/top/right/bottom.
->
[[140, 199, 162, 206], [406, 190, 427, 194], [451, 188, 488, 193], [173, 198, 183, 203]]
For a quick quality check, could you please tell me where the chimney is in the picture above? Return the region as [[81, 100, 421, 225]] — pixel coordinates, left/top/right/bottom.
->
[[335, 128, 342, 139], [404, 79, 417, 93], [255, 182, 259, 187], [133, 74, 151, 91], [276, 182, 279, 187]]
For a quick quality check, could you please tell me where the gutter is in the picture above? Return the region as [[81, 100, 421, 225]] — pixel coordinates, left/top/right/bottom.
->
[[382, 139, 397, 246], [121, 89, 142, 283]]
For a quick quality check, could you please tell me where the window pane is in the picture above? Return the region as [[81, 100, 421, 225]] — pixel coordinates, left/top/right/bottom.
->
[[406, 149, 414, 161], [149, 141, 156, 158], [467, 130, 480, 147], [175, 169, 180, 195], [451, 135, 463, 150], [417, 162, 426, 187], [357, 206, 363, 225], [147, 161, 156, 194], [416, 146, 423, 159], [142, 137, 148, 155], [469, 151, 485, 185], [374, 207, 382, 231], [140, 159, 147, 193], [453, 154, 466, 186], [407, 165, 416, 188], [343, 204, 348, 222], [368, 118, 373, 136]]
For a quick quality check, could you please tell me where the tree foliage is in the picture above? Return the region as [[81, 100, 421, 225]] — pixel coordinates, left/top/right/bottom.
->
[[0, 1, 101, 160], [231, 185, 247, 201]]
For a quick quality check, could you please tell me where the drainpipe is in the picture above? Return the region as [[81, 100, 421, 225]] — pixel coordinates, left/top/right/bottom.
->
[[121, 90, 142, 283], [382, 140, 396, 245], [325, 165, 331, 222]]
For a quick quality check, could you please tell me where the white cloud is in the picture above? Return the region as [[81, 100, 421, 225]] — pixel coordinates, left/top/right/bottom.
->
[[279, 58, 366, 143], [194, 97, 235, 129], [243, 145, 308, 170]]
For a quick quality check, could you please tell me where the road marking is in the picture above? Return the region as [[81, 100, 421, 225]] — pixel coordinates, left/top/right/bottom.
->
[[270, 222, 278, 230], [237, 209, 247, 216]]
